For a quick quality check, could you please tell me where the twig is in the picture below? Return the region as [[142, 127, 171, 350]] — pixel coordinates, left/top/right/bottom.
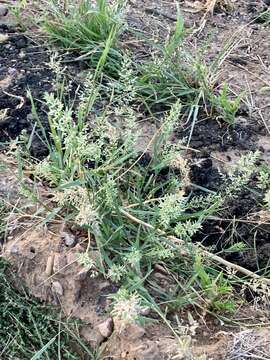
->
[[144, 7, 178, 22], [119, 208, 270, 287], [3, 90, 25, 109]]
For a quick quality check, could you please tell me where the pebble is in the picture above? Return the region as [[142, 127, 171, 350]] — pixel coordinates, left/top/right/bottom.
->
[[10, 244, 19, 255], [61, 231, 76, 247], [0, 5, 8, 17], [45, 255, 55, 277], [97, 318, 114, 338], [80, 327, 104, 348], [18, 51, 26, 59], [0, 33, 8, 44], [114, 320, 145, 340], [15, 36, 27, 49], [140, 307, 151, 316], [51, 281, 64, 296]]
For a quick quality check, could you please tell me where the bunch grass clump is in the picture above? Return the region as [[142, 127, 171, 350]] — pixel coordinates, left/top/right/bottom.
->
[[110, 7, 240, 123], [38, 1, 240, 123], [41, 0, 125, 76], [119, 9, 209, 111], [19, 71, 262, 329]]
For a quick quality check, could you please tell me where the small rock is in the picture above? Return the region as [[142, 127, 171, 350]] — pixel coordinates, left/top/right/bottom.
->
[[140, 307, 151, 316], [15, 36, 27, 49], [18, 51, 26, 59], [114, 320, 145, 340], [51, 281, 64, 296], [10, 244, 19, 255], [0, 5, 8, 17], [97, 318, 114, 338], [61, 231, 76, 247], [0, 33, 8, 44], [80, 327, 104, 348], [45, 255, 55, 277]]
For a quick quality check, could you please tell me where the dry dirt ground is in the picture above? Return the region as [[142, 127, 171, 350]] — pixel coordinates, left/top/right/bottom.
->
[[1, 1, 270, 359]]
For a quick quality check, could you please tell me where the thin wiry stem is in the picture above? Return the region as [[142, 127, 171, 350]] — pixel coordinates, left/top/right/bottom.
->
[[120, 208, 270, 289]]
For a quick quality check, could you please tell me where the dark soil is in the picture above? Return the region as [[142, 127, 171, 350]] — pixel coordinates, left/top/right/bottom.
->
[[0, 25, 55, 157], [197, 209, 270, 274], [177, 117, 266, 153], [191, 156, 270, 274]]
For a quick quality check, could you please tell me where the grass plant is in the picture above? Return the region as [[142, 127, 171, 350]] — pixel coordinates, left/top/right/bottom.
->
[[41, 0, 125, 77], [17, 69, 261, 329], [38, 0, 240, 123]]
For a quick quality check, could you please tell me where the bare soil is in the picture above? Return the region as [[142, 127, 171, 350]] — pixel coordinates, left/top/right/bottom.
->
[[0, 25, 54, 157]]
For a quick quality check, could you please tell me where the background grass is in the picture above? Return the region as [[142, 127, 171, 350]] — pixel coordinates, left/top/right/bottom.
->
[[0, 259, 94, 360]]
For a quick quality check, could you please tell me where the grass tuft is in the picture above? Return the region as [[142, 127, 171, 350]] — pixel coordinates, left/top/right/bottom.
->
[[18, 74, 261, 330], [41, 0, 125, 77]]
